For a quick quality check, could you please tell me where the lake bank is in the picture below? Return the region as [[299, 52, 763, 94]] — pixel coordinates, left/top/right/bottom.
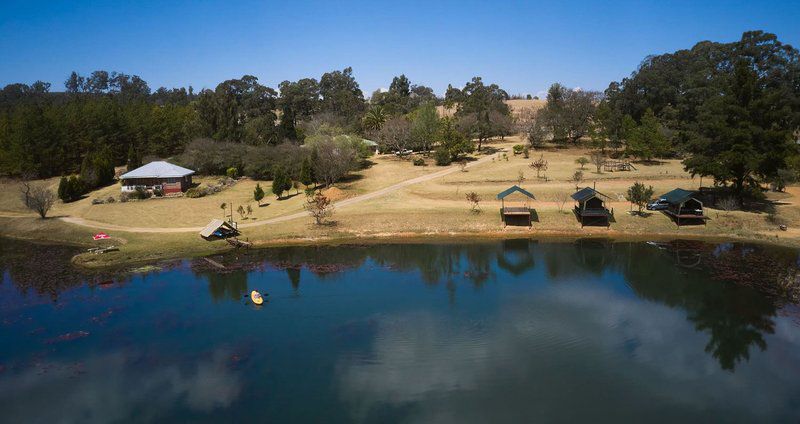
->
[[2, 211, 799, 270]]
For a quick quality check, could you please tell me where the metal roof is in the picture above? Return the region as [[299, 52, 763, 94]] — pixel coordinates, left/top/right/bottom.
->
[[497, 185, 535, 200], [571, 187, 610, 202], [660, 188, 697, 205], [199, 219, 237, 238], [120, 161, 194, 179]]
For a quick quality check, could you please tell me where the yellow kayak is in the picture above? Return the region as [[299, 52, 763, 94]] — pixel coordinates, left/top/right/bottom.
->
[[250, 290, 264, 305]]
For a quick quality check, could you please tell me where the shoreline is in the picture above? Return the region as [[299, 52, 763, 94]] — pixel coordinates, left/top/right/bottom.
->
[[3, 224, 797, 271]]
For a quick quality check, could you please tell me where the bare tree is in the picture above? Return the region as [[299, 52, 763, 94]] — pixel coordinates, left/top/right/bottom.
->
[[717, 196, 739, 216], [529, 154, 548, 179], [465, 191, 481, 213], [373, 116, 412, 153], [590, 151, 605, 173], [313, 136, 358, 187], [554, 192, 570, 213], [305, 191, 335, 225], [26, 186, 56, 219], [18, 171, 36, 208], [516, 170, 525, 186]]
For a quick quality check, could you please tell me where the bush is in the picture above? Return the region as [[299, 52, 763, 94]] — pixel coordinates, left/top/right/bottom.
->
[[513, 144, 525, 155], [58, 175, 86, 202], [128, 187, 152, 200], [412, 158, 425, 166], [185, 187, 206, 198], [434, 148, 452, 166], [91, 198, 105, 205], [119, 192, 130, 202], [152, 187, 164, 197], [106, 196, 116, 203], [226, 167, 239, 179]]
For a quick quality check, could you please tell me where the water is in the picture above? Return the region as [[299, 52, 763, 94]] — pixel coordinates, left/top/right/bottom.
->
[[1, 238, 799, 423]]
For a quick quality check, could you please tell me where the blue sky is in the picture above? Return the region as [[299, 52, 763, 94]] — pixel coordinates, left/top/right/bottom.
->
[[1, 0, 798, 96]]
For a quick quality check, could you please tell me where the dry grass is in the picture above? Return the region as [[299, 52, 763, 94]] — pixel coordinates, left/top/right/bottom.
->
[[2, 136, 799, 267]]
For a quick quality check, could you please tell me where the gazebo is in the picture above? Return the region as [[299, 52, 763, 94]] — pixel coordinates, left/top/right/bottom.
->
[[572, 187, 613, 227], [660, 188, 707, 226], [497, 185, 536, 227], [199, 219, 239, 240]]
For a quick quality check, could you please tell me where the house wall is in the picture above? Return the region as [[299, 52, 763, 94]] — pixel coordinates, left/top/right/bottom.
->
[[121, 176, 192, 193]]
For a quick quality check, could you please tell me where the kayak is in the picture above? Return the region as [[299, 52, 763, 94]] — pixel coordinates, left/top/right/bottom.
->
[[250, 290, 264, 305]]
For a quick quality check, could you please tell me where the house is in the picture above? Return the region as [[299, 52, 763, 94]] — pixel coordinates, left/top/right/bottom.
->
[[496, 185, 536, 227], [119, 161, 194, 194], [571, 187, 613, 227], [660, 188, 707, 226]]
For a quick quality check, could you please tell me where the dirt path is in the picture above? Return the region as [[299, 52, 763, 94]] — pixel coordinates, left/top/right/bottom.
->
[[57, 153, 501, 234]]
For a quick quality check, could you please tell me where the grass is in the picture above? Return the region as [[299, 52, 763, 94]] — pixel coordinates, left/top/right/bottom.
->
[[1, 135, 799, 268]]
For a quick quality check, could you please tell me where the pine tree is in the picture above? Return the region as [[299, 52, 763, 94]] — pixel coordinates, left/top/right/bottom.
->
[[253, 183, 265, 205], [299, 157, 314, 187]]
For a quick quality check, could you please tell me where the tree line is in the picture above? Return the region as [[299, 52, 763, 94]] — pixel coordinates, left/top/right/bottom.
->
[[3, 30, 800, 204]]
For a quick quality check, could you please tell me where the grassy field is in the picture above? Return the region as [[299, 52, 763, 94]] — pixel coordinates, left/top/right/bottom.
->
[[1, 135, 798, 268]]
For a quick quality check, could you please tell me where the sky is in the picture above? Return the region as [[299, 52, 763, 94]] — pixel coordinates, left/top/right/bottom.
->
[[1, 0, 799, 97]]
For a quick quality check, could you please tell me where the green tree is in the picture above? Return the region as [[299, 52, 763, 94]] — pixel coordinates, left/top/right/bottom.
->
[[446, 77, 510, 151], [362, 106, 387, 132], [253, 183, 265, 205], [410, 102, 440, 152], [271, 166, 292, 199], [435, 117, 473, 163], [299, 156, 315, 187], [626, 182, 655, 214], [625, 109, 669, 161]]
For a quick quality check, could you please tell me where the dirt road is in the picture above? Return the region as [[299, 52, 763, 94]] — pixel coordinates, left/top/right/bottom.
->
[[57, 153, 501, 234]]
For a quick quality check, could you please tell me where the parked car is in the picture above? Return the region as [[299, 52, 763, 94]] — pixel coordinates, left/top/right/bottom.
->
[[646, 198, 670, 211]]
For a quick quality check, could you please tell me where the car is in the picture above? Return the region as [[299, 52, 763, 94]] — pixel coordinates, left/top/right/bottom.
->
[[646, 198, 670, 211]]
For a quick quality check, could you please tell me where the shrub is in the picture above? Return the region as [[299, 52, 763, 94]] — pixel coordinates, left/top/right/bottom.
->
[[434, 148, 452, 166], [153, 187, 164, 197], [412, 158, 425, 166], [91, 198, 105, 205], [513, 144, 525, 155], [119, 192, 130, 202], [185, 187, 206, 198], [58, 175, 86, 203], [128, 187, 152, 200], [106, 196, 116, 203], [226, 167, 239, 179]]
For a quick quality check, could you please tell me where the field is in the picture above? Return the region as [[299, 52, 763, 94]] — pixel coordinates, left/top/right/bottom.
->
[[1, 135, 798, 268]]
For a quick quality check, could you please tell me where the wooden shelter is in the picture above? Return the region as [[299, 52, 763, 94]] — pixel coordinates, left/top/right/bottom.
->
[[497, 185, 536, 227], [199, 219, 239, 240], [603, 160, 637, 172], [572, 187, 613, 227], [660, 188, 707, 226]]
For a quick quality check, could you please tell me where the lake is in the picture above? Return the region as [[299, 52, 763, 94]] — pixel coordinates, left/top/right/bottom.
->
[[1, 238, 799, 423]]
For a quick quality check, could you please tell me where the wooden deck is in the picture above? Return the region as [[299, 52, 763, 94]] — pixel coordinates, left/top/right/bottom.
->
[[502, 206, 531, 216]]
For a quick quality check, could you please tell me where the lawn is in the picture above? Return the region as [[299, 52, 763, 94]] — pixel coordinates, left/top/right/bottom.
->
[[1, 135, 798, 268]]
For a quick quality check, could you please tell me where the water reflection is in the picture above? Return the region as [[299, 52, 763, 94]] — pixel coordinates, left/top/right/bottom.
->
[[2, 238, 800, 422]]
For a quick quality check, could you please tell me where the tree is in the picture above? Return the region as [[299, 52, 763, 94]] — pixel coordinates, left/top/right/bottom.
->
[[554, 192, 570, 213], [253, 183, 265, 205], [434, 117, 473, 164], [126, 144, 141, 172], [271, 166, 292, 199], [278, 78, 320, 139], [540, 83, 598, 143], [625, 109, 669, 161], [58, 175, 85, 202], [305, 191, 334, 225], [571, 170, 584, 189], [237, 204, 246, 220], [626, 182, 654, 214], [575, 157, 589, 169], [409, 102, 439, 152], [25, 185, 55, 218], [362, 106, 387, 132], [524, 110, 549, 149], [529, 154, 548, 179], [299, 156, 315, 187], [465, 191, 481, 213], [606, 31, 800, 198], [590, 151, 605, 173], [80, 147, 115, 189], [319, 67, 365, 125], [374, 116, 412, 153], [447, 77, 510, 151], [310, 135, 358, 187]]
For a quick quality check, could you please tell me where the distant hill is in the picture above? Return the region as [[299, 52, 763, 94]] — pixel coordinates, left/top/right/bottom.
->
[[437, 99, 545, 118]]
